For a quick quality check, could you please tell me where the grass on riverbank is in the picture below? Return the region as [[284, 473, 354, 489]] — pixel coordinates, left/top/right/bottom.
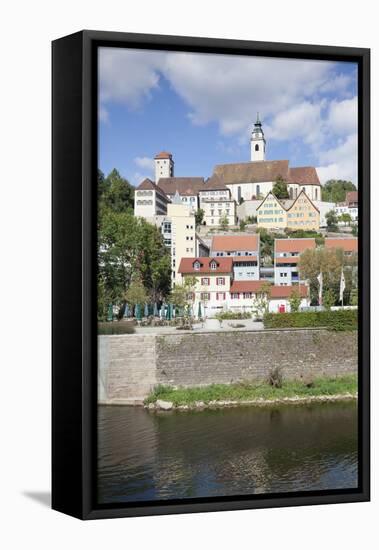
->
[[145, 374, 357, 406]]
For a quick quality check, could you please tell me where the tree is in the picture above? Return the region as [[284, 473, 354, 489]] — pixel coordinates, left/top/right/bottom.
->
[[97, 209, 171, 320], [125, 279, 148, 307], [252, 282, 272, 318], [339, 213, 352, 226], [99, 169, 134, 213], [352, 224, 358, 237], [325, 210, 339, 232], [239, 219, 247, 231], [322, 179, 357, 203], [289, 289, 302, 312], [298, 247, 357, 305], [219, 213, 229, 230], [323, 288, 336, 310], [195, 208, 204, 226], [169, 276, 197, 326], [272, 176, 289, 199], [239, 197, 245, 205]]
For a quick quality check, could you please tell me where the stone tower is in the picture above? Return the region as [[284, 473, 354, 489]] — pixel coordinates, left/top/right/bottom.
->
[[250, 113, 266, 162], [154, 151, 174, 182]]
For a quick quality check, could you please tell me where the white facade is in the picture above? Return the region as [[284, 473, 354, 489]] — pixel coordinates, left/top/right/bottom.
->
[[335, 203, 358, 223], [200, 198, 236, 226], [134, 188, 168, 219], [154, 155, 174, 182], [233, 260, 259, 281], [227, 181, 273, 203], [313, 201, 336, 227]]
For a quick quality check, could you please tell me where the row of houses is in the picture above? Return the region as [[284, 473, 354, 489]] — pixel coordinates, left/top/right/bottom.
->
[[176, 235, 358, 317]]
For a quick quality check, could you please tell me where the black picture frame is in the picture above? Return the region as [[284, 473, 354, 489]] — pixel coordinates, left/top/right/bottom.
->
[[52, 30, 370, 520]]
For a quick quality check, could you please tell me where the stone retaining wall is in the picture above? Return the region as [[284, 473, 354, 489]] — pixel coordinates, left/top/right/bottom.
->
[[98, 329, 358, 404]]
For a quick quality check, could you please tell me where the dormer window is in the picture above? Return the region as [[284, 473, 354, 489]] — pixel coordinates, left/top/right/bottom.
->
[[210, 260, 218, 270], [193, 261, 201, 271]]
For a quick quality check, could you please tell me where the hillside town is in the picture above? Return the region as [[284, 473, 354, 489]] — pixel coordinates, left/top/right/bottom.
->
[[132, 116, 358, 318]]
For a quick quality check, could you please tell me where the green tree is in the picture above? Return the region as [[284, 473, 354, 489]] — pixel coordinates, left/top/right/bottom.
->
[[325, 210, 339, 232], [272, 176, 289, 199], [322, 179, 357, 203], [352, 224, 358, 237], [252, 282, 272, 318], [195, 208, 205, 226], [239, 219, 247, 231], [298, 247, 357, 305], [99, 169, 134, 213], [219, 213, 229, 230], [339, 212, 352, 226], [125, 279, 148, 307], [323, 288, 336, 310], [97, 209, 171, 320], [169, 276, 197, 326], [289, 288, 302, 312]]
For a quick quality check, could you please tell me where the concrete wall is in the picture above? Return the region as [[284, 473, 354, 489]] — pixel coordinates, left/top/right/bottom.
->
[[98, 329, 358, 404]]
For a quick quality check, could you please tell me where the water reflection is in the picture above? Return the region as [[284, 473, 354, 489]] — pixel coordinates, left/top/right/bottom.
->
[[97, 402, 358, 504]]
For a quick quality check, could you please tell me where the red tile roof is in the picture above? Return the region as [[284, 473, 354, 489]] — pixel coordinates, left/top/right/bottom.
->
[[154, 151, 172, 159], [275, 238, 316, 253], [179, 257, 233, 274], [213, 160, 289, 184], [230, 280, 267, 293], [288, 166, 321, 186], [325, 238, 358, 253], [157, 177, 205, 196], [229, 281, 308, 298], [270, 285, 308, 299], [346, 191, 358, 205], [211, 234, 259, 252]]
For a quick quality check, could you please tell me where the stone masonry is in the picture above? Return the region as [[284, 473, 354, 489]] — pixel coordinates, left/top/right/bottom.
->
[[98, 329, 358, 404]]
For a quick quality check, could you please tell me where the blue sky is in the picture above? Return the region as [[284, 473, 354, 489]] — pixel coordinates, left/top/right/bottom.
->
[[99, 48, 358, 186]]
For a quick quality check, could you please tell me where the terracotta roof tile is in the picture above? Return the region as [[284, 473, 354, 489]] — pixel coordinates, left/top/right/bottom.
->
[[288, 166, 321, 186], [178, 257, 233, 274], [213, 160, 290, 185], [157, 177, 205, 196], [325, 238, 358, 252], [154, 151, 172, 159], [211, 234, 259, 252], [229, 281, 308, 298], [275, 238, 316, 253]]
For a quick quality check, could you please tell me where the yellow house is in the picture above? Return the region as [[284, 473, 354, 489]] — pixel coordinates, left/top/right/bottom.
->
[[256, 192, 287, 230], [286, 191, 320, 230], [257, 190, 320, 231]]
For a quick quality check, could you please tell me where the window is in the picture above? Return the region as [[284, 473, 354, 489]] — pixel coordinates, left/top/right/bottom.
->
[[315, 188, 318, 200], [216, 277, 225, 285], [243, 292, 252, 299], [201, 277, 210, 285], [237, 186, 242, 202], [194, 261, 201, 270], [216, 292, 226, 300], [256, 184, 260, 196], [255, 144, 259, 151], [210, 261, 217, 270], [201, 292, 210, 300], [231, 293, 240, 299]]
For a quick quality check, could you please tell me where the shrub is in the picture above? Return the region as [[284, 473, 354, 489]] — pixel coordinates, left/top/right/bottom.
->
[[215, 311, 251, 320], [267, 366, 283, 388], [98, 321, 135, 335], [263, 309, 357, 331]]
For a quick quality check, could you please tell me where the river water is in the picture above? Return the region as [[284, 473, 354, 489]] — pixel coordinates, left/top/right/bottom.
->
[[97, 401, 358, 504]]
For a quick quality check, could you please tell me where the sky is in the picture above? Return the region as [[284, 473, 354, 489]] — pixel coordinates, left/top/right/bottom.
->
[[98, 47, 358, 187]]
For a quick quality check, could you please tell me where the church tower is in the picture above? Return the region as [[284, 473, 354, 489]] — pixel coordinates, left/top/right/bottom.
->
[[250, 113, 266, 162]]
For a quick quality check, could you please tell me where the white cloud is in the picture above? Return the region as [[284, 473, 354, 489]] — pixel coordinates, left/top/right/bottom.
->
[[99, 48, 163, 110], [99, 105, 109, 124], [134, 156, 155, 171], [131, 172, 150, 187], [266, 101, 325, 144], [317, 133, 357, 184], [327, 97, 358, 135]]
